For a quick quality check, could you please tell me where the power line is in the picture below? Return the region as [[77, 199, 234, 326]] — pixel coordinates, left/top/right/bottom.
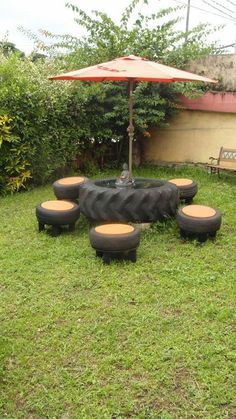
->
[[171, 0, 236, 22], [216, 43, 235, 49], [201, 0, 236, 20], [225, 0, 236, 8], [203, 0, 236, 15]]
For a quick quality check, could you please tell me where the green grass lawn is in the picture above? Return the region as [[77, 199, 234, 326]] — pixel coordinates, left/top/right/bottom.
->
[[0, 166, 235, 418]]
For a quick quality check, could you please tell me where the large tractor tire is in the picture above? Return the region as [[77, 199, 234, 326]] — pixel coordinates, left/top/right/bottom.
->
[[79, 178, 179, 223]]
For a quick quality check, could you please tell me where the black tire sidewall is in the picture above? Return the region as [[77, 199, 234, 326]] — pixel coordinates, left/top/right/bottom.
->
[[89, 227, 140, 251], [177, 181, 198, 199], [36, 203, 80, 225], [176, 208, 222, 233], [53, 178, 88, 200]]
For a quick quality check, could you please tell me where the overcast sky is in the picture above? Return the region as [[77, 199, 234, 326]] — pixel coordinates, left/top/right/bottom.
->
[[0, 0, 236, 54]]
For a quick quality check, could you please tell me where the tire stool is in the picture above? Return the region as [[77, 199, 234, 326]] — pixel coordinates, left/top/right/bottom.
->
[[176, 204, 222, 242], [36, 200, 80, 236], [169, 178, 198, 204], [53, 176, 88, 202], [89, 224, 140, 264]]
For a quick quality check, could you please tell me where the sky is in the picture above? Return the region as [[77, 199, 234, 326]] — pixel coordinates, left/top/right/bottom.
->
[[0, 0, 236, 54]]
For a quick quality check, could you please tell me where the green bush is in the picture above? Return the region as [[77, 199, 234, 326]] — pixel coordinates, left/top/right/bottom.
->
[[0, 54, 83, 191], [0, 115, 31, 193]]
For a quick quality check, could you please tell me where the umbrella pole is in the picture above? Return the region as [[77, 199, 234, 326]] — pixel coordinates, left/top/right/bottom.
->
[[127, 79, 134, 179]]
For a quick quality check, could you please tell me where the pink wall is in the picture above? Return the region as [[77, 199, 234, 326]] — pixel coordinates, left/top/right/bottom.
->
[[180, 92, 236, 113]]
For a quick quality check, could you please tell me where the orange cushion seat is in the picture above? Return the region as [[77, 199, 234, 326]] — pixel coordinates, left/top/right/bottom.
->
[[169, 178, 193, 187], [41, 200, 75, 211], [57, 176, 86, 185], [95, 224, 135, 235], [182, 205, 216, 218]]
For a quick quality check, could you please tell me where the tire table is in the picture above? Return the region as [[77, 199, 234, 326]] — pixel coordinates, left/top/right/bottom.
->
[[89, 223, 140, 264], [169, 178, 198, 204], [36, 200, 80, 236], [176, 204, 222, 242], [53, 176, 88, 202]]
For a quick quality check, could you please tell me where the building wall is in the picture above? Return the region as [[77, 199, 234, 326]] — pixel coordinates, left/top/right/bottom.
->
[[180, 92, 236, 113], [187, 54, 236, 91], [142, 110, 236, 164]]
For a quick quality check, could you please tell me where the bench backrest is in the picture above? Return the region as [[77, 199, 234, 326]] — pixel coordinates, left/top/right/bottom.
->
[[218, 147, 236, 168]]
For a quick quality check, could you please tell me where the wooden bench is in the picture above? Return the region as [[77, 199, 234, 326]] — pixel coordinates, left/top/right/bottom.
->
[[208, 147, 236, 175]]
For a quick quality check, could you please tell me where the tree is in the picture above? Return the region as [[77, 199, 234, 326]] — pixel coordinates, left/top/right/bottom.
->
[[30, 52, 47, 62], [35, 0, 216, 164], [0, 41, 25, 58]]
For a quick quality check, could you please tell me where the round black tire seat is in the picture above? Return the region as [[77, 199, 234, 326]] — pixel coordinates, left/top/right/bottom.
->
[[89, 223, 140, 264], [169, 178, 198, 204], [53, 176, 88, 201], [176, 204, 222, 242], [36, 200, 80, 236]]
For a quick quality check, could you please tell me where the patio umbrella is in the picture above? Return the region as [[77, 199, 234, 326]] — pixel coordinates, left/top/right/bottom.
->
[[49, 55, 217, 178]]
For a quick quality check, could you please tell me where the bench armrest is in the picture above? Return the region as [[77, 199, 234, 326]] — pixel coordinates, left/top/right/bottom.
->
[[209, 156, 218, 164]]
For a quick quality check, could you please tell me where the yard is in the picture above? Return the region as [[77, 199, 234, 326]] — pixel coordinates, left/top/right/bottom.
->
[[0, 166, 235, 418]]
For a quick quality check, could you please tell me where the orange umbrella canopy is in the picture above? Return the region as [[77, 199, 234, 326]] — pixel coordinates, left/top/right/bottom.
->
[[49, 55, 217, 178], [49, 54, 216, 83]]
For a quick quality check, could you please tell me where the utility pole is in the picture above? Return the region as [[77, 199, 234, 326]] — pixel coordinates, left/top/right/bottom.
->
[[185, 0, 191, 42], [235, 23, 236, 54]]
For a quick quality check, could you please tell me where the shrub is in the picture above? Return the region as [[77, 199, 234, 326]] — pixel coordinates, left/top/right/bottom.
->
[[0, 53, 83, 191], [0, 115, 31, 193]]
